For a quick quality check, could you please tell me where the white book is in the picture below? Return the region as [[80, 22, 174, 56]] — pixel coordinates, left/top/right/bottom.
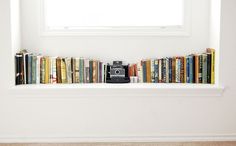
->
[[137, 62, 143, 83], [36, 55, 41, 84], [66, 58, 72, 84], [51, 57, 57, 84], [84, 59, 89, 83], [166, 58, 169, 83]]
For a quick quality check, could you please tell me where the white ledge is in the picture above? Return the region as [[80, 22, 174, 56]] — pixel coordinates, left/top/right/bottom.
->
[[9, 84, 225, 98]]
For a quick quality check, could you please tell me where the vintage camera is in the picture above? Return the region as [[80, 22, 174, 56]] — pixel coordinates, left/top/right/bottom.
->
[[106, 61, 130, 83]]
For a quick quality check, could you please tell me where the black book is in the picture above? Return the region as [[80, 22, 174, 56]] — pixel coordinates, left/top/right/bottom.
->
[[15, 53, 24, 85], [207, 53, 212, 84], [192, 55, 196, 83], [199, 55, 203, 83], [89, 60, 93, 83]]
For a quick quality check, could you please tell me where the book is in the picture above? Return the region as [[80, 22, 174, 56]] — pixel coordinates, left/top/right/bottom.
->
[[172, 57, 176, 83], [142, 60, 147, 83], [61, 58, 67, 84], [146, 60, 151, 83], [75, 58, 80, 83], [65, 58, 72, 84], [180, 57, 185, 83], [158, 59, 162, 83], [206, 48, 215, 84], [151, 59, 155, 83], [15, 53, 24, 85], [162, 58, 166, 83], [93, 60, 97, 83], [36, 55, 42, 84], [56, 57, 62, 83], [71, 58, 76, 83], [168, 58, 172, 83], [89, 60, 93, 83], [202, 54, 208, 84], [154, 59, 159, 83], [31, 55, 37, 84], [79, 58, 84, 83], [198, 55, 203, 83], [207, 53, 212, 84], [137, 61, 143, 83], [194, 54, 199, 83], [166, 58, 169, 83], [84, 59, 90, 83], [51, 57, 57, 84]]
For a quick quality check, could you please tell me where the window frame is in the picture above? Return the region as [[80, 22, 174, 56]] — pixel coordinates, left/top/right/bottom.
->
[[40, 0, 192, 36]]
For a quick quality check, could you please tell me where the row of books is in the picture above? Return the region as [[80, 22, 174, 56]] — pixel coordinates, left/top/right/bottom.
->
[[128, 48, 215, 84], [15, 48, 215, 85]]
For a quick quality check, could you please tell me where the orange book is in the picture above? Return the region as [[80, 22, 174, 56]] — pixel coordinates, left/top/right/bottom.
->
[[146, 60, 151, 83], [194, 54, 199, 83], [93, 61, 97, 83]]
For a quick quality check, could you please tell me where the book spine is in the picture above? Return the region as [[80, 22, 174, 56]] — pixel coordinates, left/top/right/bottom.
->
[[93, 61, 97, 83], [189, 56, 193, 83], [83, 59, 89, 83], [40, 57, 45, 84], [207, 48, 215, 84], [137, 62, 143, 83], [104, 64, 107, 83], [99, 62, 103, 83], [15, 53, 24, 85], [31, 56, 37, 84], [61, 58, 67, 84], [172, 57, 176, 83], [56, 57, 62, 83], [158, 59, 162, 83], [71, 58, 76, 83], [162, 58, 166, 83], [207, 53, 212, 84], [202, 54, 208, 84], [101, 62, 104, 83], [168, 58, 172, 83], [28, 55, 32, 84], [75, 58, 80, 83], [151, 59, 155, 83], [142, 61, 147, 83], [45, 57, 50, 84], [51, 57, 57, 84], [180, 57, 184, 83], [79, 58, 84, 83], [65, 58, 72, 84], [25, 54, 29, 84], [89, 60, 93, 83], [36, 56, 41, 84], [184, 57, 187, 83], [186, 57, 190, 83], [175, 58, 180, 83], [194, 55, 199, 83], [198, 55, 203, 83], [146, 60, 151, 83], [166, 58, 169, 83], [154, 59, 159, 83]]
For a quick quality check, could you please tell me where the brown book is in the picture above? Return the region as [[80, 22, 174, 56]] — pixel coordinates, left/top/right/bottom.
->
[[194, 54, 199, 83], [93, 60, 97, 83], [146, 60, 151, 83], [180, 57, 185, 83], [56, 57, 62, 83], [172, 57, 176, 83], [71, 58, 76, 83]]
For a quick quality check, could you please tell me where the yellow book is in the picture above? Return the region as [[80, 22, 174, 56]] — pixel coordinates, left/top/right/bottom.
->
[[146, 60, 151, 83], [44, 57, 50, 84], [207, 48, 215, 84], [61, 58, 68, 83]]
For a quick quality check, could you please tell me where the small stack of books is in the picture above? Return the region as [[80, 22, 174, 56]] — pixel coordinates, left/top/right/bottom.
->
[[129, 48, 215, 84], [15, 51, 106, 85], [15, 48, 215, 85]]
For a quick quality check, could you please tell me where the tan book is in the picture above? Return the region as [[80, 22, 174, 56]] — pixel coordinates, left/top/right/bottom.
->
[[44, 57, 50, 84], [56, 57, 62, 83], [93, 60, 98, 83], [146, 60, 151, 83], [75, 58, 80, 83], [61, 58, 67, 84]]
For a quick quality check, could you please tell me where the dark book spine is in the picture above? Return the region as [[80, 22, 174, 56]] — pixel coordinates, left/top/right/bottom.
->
[[207, 53, 212, 84], [27, 55, 32, 84], [15, 53, 24, 85], [162, 58, 166, 83], [89, 60, 93, 83], [142, 61, 147, 83], [79, 58, 84, 83], [192, 55, 196, 83], [168, 58, 172, 83], [56, 58, 62, 83], [99, 62, 102, 83], [180, 57, 185, 83], [186, 57, 190, 83], [199, 55, 203, 83], [189, 56, 193, 83], [154, 59, 159, 83], [25, 54, 29, 84]]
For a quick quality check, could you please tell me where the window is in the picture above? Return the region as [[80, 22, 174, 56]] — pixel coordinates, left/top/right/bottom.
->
[[41, 0, 191, 35]]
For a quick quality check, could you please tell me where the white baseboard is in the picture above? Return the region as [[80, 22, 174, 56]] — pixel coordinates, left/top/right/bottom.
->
[[0, 134, 236, 143]]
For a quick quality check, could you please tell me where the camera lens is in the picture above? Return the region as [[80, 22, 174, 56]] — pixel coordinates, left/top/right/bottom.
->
[[115, 70, 120, 75]]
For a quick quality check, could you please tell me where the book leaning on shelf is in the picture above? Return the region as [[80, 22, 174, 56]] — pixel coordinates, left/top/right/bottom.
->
[[15, 48, 215, 85]]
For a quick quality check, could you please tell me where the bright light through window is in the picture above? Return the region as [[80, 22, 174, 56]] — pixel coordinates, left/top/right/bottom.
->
[[44, 0, 184, 29]]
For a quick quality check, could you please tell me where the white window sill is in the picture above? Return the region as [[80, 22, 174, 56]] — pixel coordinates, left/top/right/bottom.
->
[[9, 84, 225, 98]]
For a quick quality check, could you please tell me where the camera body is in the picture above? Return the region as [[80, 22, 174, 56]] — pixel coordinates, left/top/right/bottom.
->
[[106, 61, 130, 83]]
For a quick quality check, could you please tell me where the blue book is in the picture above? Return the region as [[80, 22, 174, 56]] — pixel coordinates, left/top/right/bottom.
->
[[189, 55, 193, 83], [142, 61, 147, 83], [27, 54, 32, 84], [168, 58, 172, 83], [186, 57, 190, 83]]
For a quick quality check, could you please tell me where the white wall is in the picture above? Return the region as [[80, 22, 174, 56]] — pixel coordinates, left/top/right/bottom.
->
[[0, 0, 236, 142], [20, 0, 210, 63]]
